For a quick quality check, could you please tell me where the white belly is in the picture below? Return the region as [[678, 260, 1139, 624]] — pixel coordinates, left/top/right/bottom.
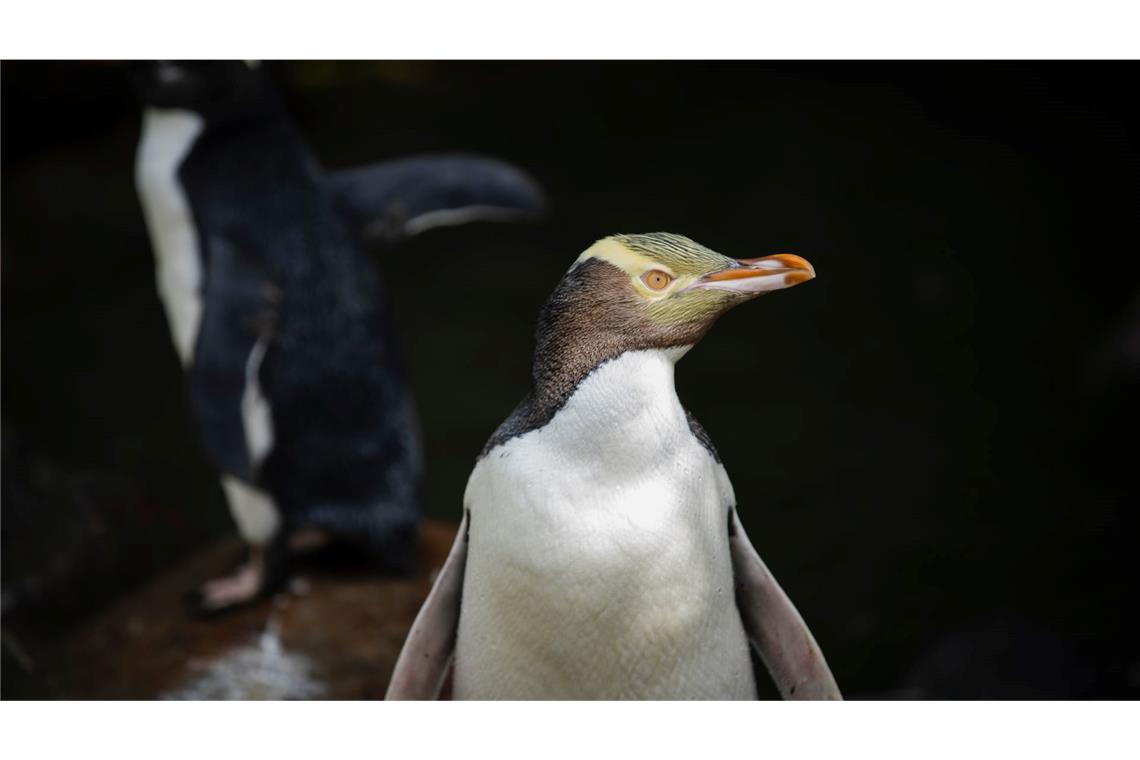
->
[[135, 107, 205, 365], [137, 109, 282, 541], [454, 350, 755, 699]]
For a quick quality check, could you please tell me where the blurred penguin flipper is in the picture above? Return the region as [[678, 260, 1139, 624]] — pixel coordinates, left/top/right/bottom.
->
[[326, 153, 547, 243]]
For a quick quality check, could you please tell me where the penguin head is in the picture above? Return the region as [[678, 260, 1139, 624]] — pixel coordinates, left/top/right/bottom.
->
[[530, 232, 814, 395], [130, 60, 277, 121], [538, 231, 814, 350], [587, 232, 813, 321]]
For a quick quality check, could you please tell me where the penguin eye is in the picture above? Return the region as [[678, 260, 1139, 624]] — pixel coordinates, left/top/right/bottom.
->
[[641, 270, 673, 291]]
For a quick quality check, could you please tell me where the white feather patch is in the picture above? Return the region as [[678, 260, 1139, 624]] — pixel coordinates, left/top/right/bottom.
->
[[241, 336, 275, 470], [402, 205, 531, 236], [220, 476, 280, 545], [135, 108, 206, 365]]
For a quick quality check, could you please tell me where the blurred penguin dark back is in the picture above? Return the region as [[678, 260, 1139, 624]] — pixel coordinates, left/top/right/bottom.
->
[[132, 60, 546, 613]]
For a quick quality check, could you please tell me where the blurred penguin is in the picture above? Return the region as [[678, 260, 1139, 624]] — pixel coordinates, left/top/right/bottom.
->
[[132, 61, 546, 613]]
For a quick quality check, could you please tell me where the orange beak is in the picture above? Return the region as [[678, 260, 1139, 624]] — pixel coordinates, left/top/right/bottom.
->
[[697, 253, 816, 295]]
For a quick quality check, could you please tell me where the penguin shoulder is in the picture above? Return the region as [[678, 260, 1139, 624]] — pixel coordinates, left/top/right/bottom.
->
[[683, 408, 737, 511]]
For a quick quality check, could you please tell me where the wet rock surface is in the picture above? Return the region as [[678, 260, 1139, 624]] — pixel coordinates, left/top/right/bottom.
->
[[7, 521, 455, 700]]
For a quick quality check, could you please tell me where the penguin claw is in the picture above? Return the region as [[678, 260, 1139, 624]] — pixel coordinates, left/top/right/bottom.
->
[[182, 585, 262, 619], [184, 549, 280, 618]]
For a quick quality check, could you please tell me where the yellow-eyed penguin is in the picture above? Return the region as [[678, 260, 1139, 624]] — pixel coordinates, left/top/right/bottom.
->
[[387, 232, 840, 699]]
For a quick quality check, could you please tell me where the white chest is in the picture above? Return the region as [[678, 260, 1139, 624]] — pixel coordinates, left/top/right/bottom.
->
[[454, 349, 755, 699], [135, 108, 205, 365]]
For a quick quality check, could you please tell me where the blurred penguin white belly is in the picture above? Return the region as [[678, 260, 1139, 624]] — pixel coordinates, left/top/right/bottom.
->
[[135, 108, 205, 365], [453, 349, 756, 699], [220, 476, 280, 545], [136, 108, 282, 544]]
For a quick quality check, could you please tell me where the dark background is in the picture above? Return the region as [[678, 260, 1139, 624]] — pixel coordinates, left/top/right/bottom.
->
[[2, 61, 1137, 698]]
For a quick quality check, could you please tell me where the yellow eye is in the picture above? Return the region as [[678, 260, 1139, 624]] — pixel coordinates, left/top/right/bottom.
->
[[641, 270, 673, 291]]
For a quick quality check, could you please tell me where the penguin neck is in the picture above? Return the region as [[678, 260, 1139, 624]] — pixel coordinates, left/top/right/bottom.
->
[[527, 257, 710, 423], [480, 343, 695, 458], [534, 347, 694, 467], [481, 258, 706, 457], [533, 337, 686, 397]]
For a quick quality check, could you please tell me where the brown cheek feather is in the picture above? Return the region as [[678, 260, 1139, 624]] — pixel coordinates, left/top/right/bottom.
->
[[530, 259, 714, 406]]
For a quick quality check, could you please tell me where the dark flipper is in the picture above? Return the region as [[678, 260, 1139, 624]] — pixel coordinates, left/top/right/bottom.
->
[[386, 511, 469, 699], [728, 509, 842, 700], [326, 154, 547, 243]]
